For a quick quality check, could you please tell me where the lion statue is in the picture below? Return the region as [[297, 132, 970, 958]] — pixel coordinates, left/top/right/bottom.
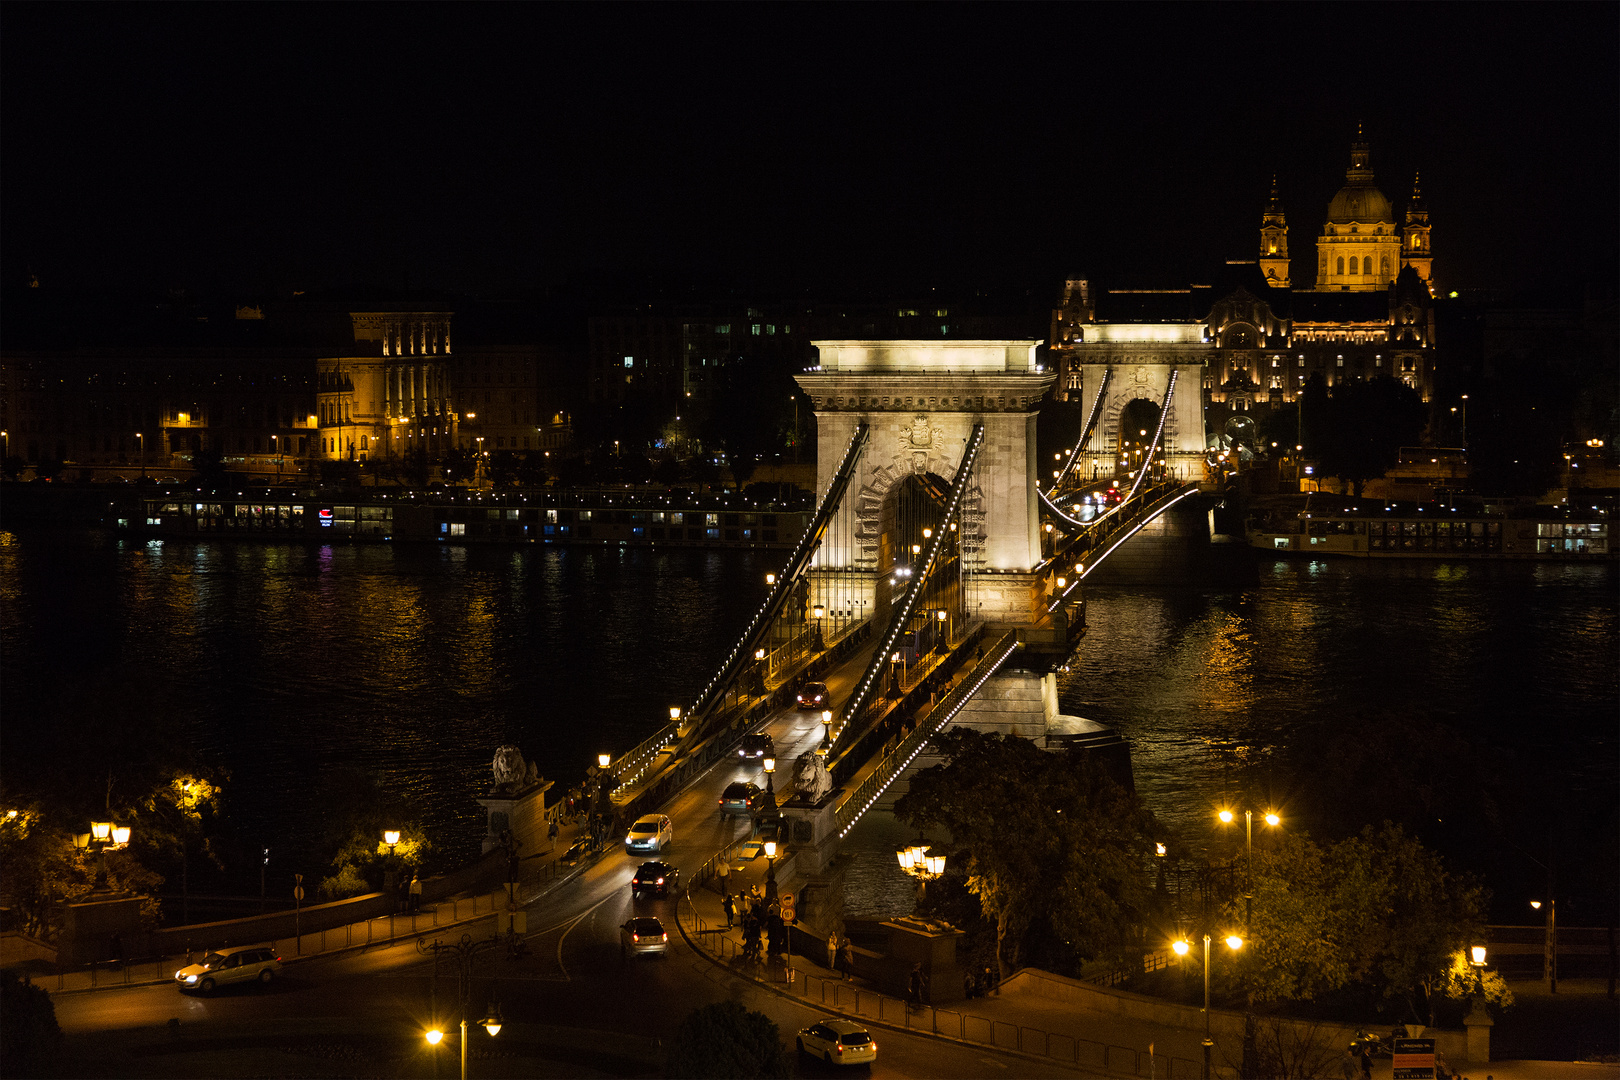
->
[[793, 750, 833, 804], [492, 745, 527, 789]]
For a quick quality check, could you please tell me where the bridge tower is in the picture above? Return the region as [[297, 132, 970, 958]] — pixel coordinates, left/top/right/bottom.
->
[[796, 339, 1067, 742]]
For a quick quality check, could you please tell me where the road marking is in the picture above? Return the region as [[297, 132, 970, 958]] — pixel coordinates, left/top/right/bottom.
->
[[555, 891, 616, 982], [978, 1056, 1009, 1069]]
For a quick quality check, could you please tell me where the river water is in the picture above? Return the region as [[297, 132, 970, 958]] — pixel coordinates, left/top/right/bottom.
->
[[1, 529, 1613, 919]]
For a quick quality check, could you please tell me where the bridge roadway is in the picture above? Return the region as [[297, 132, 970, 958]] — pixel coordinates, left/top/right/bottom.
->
[[51, 642, 1096, 1077]]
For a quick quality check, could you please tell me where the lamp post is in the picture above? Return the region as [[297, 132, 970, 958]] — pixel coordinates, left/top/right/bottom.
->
[[383, 829, 401, 934], [763, 839, 778, 888], [136, 432, 146, 480], [896, 838, 946, 905], [762, 756, 775, 796], [819, 709, 833, 757], [1531, 899, 1557, 993], [418, 932, 504, 1080], [1217, 807, 1279, 928], [1173, 932, 1243, 1080], [74, 819, 134, 892], [812, 603, 826, 648]]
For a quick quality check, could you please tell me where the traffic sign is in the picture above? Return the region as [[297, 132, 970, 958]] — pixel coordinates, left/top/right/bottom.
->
[[779, 895, 796, 923], [294, 885, 305, 901]]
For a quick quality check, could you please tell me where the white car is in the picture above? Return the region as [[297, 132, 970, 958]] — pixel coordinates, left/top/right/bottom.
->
[[796, 1018, 877, 1065], [175, 944, 281, 993], [625, 813, 672, 853]]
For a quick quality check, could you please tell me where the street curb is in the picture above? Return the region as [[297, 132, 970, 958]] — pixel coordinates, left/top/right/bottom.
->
[[673, 889, 1112, 1078], [53, 851, 598, 997]]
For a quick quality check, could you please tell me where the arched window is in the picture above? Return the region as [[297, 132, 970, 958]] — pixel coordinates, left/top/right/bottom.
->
[[1336, 257, 1345, 275], [1381, 257, 1391, 276], [1349, 256, 1359, 275]]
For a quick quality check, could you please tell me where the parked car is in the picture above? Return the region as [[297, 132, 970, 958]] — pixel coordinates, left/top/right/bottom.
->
[[719, 781, 769, 817], [796, 1018, 877, 1065], [738, 732, 774, 760], [796, 682, 830, 709], [620, 917, 668, 957], [174, 945, 281, 993], [624, 813, 672, 853], [631, 860, 680, 899]]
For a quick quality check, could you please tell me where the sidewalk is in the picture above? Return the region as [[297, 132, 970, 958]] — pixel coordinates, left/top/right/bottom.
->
[[43, 819, 594, 996], [677, 878, 1620, 1080]]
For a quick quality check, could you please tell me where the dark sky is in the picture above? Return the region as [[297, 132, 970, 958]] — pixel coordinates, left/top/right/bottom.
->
[[4, 4, 1615, 300]]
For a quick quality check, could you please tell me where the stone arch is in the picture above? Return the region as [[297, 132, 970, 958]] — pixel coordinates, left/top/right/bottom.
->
[[852, 448, 985, 573]]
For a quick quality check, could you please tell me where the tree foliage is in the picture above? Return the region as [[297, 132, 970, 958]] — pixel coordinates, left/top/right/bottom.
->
[[313, 767, 432, 899], [0, 969, 62, 1077], [1229, 823, 1486, 1021], [1301, 375, 1428, 495], [895, 730, 1158, 978], [664, 999, 788, 1079]]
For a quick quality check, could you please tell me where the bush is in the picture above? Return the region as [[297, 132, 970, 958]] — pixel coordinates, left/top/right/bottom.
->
[[0, 969, 62, 1077], [664, 1000, 788, 1079]]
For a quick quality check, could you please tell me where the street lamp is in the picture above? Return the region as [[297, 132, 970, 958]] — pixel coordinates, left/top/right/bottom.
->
[[818, 709, 833, 757], [1174, 932, 1243, 1080], [418, 932, 503, 1080], [762, 756, 775, 794], [1217, 807, 1280, 927], [136, 432, 146, 480], [597, 754, 611, 770], [896, 837, 947, 903], [1530, 899, 1557, 992]]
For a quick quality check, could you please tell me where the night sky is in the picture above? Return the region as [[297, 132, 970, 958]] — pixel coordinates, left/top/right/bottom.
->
[[3, 4, 1615, 300]]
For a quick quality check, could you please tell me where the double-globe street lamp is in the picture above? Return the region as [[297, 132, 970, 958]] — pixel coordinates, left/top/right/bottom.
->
[[896, 839, 947, 904], [1217, 807, 1279, 928], [419, 932, 504, 1080], [1173, 932, 1244, 1080]]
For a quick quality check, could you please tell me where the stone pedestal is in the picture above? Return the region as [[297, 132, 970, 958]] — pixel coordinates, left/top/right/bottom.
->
[[951, 667, 1056, 739], [779, 788, 842, 875], [475, 779, 553, 855], [1464, 1000, 1493, 1062], [883, 916, 966, 1004]]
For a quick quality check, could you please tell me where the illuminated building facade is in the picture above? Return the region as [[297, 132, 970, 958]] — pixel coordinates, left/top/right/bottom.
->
[[317, 311, 456, 461]]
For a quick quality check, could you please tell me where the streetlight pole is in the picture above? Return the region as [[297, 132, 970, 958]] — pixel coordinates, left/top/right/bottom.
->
[[1203, 934, 1213, 1080], [418, 932, 503, 1080], [1531, 898, 1557, 993], [136, 432, 146, 480]]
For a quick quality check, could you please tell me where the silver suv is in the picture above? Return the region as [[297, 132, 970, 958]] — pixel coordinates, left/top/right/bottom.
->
[[175, 944, 281, 993]]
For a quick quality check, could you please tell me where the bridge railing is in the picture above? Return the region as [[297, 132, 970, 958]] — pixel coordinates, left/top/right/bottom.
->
[[834, 629, 1020, 839], [1044, 481, 1200, 612]]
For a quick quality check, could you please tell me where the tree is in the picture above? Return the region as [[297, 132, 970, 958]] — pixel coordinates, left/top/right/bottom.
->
[[0, 969, 62, 1077], [0, 806, 163, 940], [895, 730, 1158, 979], [664, 1000, 788, 1079], [312, 767, 432, 899], [487, 450, 519, 488], [1228, 824, 1485, 1018], [399, 447, 432, 487], [1434, 948, 1514, 1015], [1312, 377, 1428, 495]]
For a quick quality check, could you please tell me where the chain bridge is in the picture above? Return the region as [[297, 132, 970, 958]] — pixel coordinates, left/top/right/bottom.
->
[[597, 339, 1218, 873]]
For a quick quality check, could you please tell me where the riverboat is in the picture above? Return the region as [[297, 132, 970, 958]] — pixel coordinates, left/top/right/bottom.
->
[[1250, 507, 1612, 560], [119, 493, 811, 549]]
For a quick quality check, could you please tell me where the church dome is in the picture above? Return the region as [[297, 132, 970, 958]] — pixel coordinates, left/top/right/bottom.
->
[[1326, 182, 1394, 225], [1325, 132, 1395, 225]]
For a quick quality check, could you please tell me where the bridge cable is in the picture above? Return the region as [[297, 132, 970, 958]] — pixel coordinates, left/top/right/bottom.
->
[[829, 423, 985, 752], [1050, 366, 1113, 496], [677, 423, 870, 749]]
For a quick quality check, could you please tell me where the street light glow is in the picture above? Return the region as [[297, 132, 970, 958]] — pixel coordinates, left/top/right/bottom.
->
[[1225, 935, 1244, 950], [425, 1029, 444, 1045], [1471, 945, 1487, 966], [1218, 809, 1234, 824], [1264, 812, 1280, 827], [1172, 939, 1190, 956]]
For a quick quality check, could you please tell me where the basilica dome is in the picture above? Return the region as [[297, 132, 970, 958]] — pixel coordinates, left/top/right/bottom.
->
[[1326, 181, 1394, 225]]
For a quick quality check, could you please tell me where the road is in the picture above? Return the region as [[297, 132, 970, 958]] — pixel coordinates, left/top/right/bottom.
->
[[54, 654, 1097, 1076]]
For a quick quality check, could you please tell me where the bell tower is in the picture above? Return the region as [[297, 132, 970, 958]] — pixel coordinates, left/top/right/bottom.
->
[[1401, 172, 1434, 292], [1259, 175, 1290, 288]]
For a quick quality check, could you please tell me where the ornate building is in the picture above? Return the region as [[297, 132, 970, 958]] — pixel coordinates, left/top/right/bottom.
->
[[1051, 130, 1438, 454]]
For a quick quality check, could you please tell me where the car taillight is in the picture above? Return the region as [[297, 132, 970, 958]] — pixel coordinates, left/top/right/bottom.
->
[[835, 1045, 844, 1054], [632, 934, 640, 942], [656, 877, 664, 885], [661, 933, 668, 941]]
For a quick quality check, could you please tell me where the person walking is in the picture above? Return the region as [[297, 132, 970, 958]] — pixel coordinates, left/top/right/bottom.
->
[[716, 859, 730, 898], [827, 933, 839, 976], [841, 937, 855, 980], [722, 893, 735, 929], [1340, 1045, 1359, 1080], [408, 873, 422, 913], [907, 963, 923, 1008], [1359, 1044, 1373, 1080]]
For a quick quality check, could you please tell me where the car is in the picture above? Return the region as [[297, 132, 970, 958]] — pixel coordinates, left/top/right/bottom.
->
[[631, 860, 679, 899], [1103, 482, 1124, 506], [738, 732, 774, 760], [174, 944, 281, 993], [719, 781, 768, 816], [796, 682, 830, 709], [624, 813, 672, 853], [796, 1019, 877, 1065], [620, 917, 668, 957]]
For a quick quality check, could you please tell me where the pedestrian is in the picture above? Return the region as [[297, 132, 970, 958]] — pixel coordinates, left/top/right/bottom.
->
[[548, 817, 559, 845], [1340, 1045, 1358, 1080], [1359, 1044, 1373, 1080], [827, 933, 839, 974], [409, 873, 422, 913], [841, 937, 855, 979], [722, 893, 735, 929], [907, 963, 923, 1007], [716, 859, 730, 897]]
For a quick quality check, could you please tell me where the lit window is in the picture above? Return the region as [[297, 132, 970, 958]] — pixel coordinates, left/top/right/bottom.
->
[[623, 357, 634, 368], [751, 324, 761, 335]]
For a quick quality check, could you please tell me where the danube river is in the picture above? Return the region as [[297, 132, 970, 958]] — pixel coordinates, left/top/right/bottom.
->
[[2, 528, 1613, 919]]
